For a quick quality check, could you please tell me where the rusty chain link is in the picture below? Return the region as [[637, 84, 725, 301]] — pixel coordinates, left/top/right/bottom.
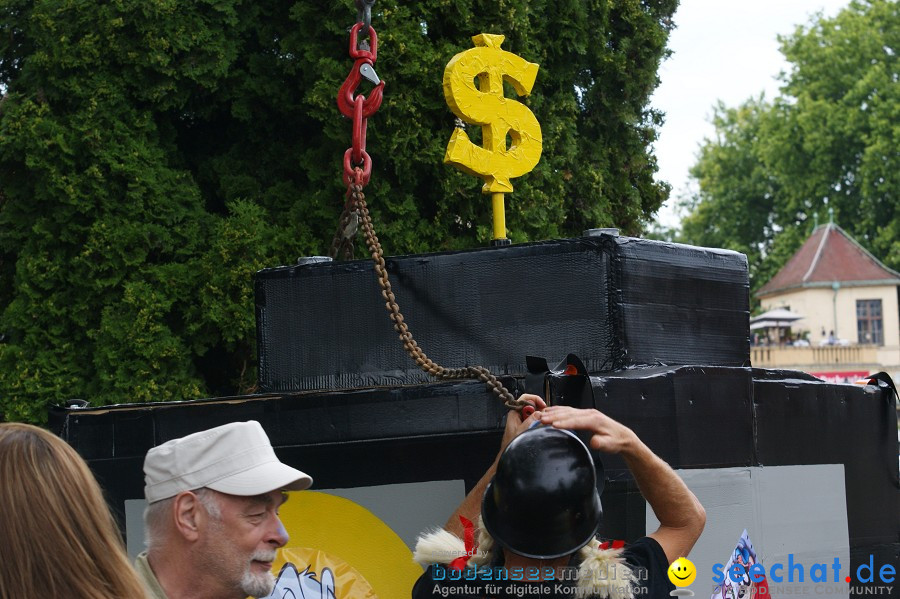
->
[[329, 193, 359, 260], [347, 183, 527, 411], [331, 0, 524, 411]]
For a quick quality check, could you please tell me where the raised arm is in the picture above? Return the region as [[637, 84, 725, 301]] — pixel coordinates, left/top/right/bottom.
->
[[539, 406, 705, 564], [442, 395, 546, 538]]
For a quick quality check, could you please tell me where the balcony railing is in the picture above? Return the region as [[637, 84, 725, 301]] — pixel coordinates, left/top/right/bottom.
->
[[750, 344, 879, 368]]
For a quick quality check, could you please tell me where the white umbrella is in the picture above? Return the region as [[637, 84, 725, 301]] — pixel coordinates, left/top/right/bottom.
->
[[750, 308, 804, 331]]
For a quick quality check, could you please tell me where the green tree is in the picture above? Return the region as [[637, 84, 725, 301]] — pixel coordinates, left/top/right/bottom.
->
[[681, 97, 781, 287], [681, 0, 899, 292], [0, 0, 677, 422]]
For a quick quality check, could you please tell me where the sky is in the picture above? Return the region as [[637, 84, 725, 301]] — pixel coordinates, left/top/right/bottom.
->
[[650, 0, 852, 229]]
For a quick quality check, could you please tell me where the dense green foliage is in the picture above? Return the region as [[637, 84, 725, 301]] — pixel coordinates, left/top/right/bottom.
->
[[0, 0, 677, 421], [680, 0, 898, 292]]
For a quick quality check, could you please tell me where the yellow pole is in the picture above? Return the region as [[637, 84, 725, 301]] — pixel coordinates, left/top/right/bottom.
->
[[492, 192, 506, 240]]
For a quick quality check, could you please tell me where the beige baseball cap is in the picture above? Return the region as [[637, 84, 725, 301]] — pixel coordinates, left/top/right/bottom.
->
[[143, 420, 312, 504]]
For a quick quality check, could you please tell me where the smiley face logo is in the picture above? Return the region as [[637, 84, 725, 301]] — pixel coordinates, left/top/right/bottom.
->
[[668, 557, 697, 587]]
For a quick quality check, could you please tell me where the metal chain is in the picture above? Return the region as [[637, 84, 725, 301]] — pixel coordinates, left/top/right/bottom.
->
[[348, 182, 527, 411], [334, 3, 383, 259], [329, 193, 359, 260], [355, 0, 375, 33], [332, 0, 523, 411]]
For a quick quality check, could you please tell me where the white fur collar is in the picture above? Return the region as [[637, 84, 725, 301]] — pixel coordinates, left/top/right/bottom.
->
[[413, 518, 636, 599]]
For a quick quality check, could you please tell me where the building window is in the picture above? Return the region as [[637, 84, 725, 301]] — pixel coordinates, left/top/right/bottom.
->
[[856, 299, 883, 345]]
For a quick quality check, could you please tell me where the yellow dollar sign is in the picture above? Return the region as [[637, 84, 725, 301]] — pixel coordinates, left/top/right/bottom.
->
[[443, 33, 542, 195]]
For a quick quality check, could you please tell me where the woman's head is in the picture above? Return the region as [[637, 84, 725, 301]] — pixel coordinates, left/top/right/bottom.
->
[[0, 422, 147, 599]]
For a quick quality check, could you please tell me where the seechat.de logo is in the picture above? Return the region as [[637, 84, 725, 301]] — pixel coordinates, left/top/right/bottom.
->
[[712, 554, 896, 586]]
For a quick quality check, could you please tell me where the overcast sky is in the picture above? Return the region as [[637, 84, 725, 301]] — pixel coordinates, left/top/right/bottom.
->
[[650, 0, 852, 229]]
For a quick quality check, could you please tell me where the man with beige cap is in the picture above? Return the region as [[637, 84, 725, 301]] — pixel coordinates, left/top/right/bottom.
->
[[135, 420, 312, 599]]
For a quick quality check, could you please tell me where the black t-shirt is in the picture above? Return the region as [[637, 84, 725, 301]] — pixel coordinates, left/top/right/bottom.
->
[[621, 537, 675, 598], [411, 537, 675, 599]]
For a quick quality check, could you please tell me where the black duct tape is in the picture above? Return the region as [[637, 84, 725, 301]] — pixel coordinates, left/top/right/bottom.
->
[[55, 366, 752, 527], [752, 371, 900, 550], [55, 381, 511, 530], [54, 365, 898, 554], [523, 353, 605, 493], [255, 236, 750, 393], [589, 366, 755, 477], [614, 238, 750, 368], [256, 238, 619, 392]]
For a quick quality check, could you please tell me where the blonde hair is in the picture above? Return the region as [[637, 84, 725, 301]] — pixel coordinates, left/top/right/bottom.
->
[[0, 423, 148, 599]]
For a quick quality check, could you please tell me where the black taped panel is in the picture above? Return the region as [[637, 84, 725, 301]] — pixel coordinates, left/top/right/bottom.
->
[[88, 456, 144, 529], [61, 414, 118, 461], [59, 381, 510, 461], [753, 372, 900, 549], [59, 367, 755, 498], [597, 480, 648, 543], [850, 544, 900, 589], [58, 381, 515, 531], [55, 365, 898, 560], [615, 238, 750, 368], [273, 432, 504, 491], [255, 239, 616, 392], [256, 236, 751, 393], [590, 367, 754, 476]]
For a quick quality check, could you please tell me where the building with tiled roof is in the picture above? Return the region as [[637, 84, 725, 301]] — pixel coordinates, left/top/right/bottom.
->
[[752, 223, 899, 381], [757, 223, 900, 297]]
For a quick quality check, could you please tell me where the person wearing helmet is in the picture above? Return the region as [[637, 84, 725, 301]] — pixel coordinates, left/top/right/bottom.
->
[[411, 394, 705, 599]]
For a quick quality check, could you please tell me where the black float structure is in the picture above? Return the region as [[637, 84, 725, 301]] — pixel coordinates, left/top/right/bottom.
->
[[51, 231, 899, 579]]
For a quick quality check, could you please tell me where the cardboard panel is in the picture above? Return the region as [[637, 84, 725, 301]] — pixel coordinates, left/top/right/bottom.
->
[[615, 238, 751, 368], [591, 366, 755, 476], [54, 367, 898, 574], [255, 235, 751, 392], [647, 466, 851, 598], [597, 480, 648, 543], [256, 238, 617, 392], [753, 372, 900, 551]]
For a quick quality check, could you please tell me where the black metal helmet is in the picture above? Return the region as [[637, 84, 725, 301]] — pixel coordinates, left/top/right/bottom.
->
[[481, 426, 603, 559]]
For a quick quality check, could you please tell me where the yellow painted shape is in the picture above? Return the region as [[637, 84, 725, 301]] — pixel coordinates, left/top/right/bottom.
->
[[443, 33, 542, 194], [492, 192, 506, 239], [274, 491, 423, 598]]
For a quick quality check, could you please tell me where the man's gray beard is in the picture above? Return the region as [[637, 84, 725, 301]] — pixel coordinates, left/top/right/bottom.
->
[[242, 550, 278, 597], [242, 569, 276, 598]]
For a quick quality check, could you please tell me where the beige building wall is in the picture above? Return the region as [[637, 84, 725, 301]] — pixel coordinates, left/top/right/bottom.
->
[[761, 288, 837, 344], [760, 283, 900, 373]]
